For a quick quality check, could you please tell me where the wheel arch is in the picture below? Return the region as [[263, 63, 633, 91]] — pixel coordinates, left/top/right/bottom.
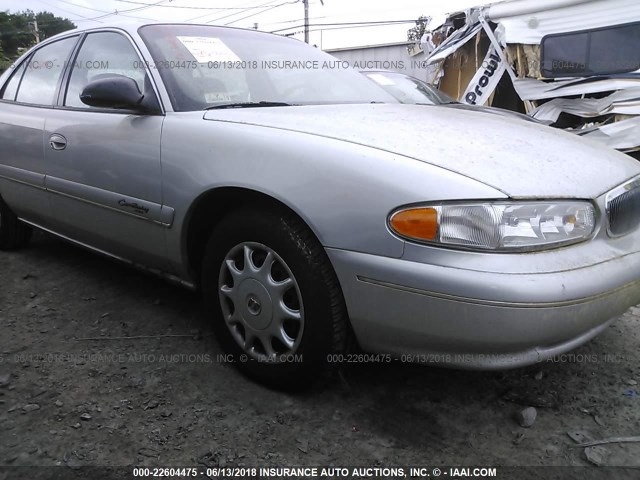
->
[[182, 186, 326, 285]]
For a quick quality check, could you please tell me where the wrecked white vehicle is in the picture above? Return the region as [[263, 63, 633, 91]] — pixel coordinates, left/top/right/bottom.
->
[[421, 0, 640, 155]]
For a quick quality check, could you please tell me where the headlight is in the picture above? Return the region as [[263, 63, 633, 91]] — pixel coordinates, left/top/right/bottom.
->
[[389, 201, 596, 251]]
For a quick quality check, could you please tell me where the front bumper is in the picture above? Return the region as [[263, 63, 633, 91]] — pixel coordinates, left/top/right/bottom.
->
[[327, 247, 640, 369]]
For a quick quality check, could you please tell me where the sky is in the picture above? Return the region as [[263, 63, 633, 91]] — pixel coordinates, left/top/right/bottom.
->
[[0, 0, 489, 49]]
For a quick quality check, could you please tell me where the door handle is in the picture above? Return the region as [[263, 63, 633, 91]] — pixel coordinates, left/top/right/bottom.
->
[[49, 134, 67, 151]]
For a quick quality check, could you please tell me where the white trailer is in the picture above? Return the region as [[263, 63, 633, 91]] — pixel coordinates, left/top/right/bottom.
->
[[422, 0, 640, 153]]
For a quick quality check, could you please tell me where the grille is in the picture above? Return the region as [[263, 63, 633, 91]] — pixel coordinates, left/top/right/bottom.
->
[[606, 178, 640, 237]]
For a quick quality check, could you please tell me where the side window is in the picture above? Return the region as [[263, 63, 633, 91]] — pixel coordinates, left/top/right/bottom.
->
[[542, 22, 640, 78], [15, 36, 78, 105], [1, 61, 27, 101], [65, 32, 147, 108]]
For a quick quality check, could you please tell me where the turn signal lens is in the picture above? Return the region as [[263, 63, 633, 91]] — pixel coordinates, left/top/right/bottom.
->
[[389, 208, 438, 241]]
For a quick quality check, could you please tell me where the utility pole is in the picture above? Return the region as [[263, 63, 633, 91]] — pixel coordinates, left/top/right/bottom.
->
[[303, 0, 323, 44], [303, 0, 309, 43], [28, 20, 40, 43]]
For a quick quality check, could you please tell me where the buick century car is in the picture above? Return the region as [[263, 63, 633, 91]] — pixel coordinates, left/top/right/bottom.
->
[[1, 23, 640, 388]]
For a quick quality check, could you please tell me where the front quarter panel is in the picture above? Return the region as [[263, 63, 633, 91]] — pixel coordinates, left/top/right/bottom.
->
[[159, 113, 506, 278]]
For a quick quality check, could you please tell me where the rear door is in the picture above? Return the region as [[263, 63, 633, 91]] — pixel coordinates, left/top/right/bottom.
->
[[43, 30, 171, 270], [0, 36, 78, 227]]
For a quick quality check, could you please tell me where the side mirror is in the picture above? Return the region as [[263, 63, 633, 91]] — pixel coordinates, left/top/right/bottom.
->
[[80, 76, 144, 110]]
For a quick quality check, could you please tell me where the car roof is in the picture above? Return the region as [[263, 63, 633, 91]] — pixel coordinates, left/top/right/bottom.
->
[[42, 21, 294, 44]]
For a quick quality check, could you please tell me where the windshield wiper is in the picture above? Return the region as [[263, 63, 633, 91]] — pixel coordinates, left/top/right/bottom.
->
[[204, 101, 293, 110]]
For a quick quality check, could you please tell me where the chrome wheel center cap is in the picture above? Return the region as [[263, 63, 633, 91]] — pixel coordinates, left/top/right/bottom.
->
[[236, 278, 273, 330], [247, 295, 262, 316]]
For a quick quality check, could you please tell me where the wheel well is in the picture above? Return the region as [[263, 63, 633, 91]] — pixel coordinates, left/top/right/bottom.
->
[[185, 186, 357, 351], [184, 187, 312, 284]]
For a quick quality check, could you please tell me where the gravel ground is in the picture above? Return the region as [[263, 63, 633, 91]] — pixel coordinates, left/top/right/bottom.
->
[[1, 231, 639, 479]]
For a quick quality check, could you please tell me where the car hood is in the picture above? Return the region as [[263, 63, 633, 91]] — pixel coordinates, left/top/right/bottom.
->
[[203, 103, 640, 198], [441, 102, 542, 124]]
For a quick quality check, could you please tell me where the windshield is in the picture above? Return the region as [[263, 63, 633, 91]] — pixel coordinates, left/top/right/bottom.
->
[[138, 24, 397, 112], [363, 71, 455, 105]]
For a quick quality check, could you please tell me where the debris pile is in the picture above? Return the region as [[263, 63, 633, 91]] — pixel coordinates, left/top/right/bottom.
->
[[421, 0, 640, 154]]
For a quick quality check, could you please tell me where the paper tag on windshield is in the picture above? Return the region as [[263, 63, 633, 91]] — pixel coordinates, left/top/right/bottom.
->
[[204, 92, 232, 103], [177, 36, 240, 63]]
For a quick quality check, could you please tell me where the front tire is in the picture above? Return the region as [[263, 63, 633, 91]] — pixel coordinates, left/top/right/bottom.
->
[[0, 196, 32, 250], [202, 207, 348, 389]]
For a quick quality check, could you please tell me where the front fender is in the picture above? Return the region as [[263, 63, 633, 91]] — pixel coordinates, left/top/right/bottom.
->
[[160, 114, 507, 279]]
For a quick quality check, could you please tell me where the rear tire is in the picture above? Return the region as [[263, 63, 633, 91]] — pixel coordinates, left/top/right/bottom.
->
[[201, 207, 348, 390], [0, 196, 32, 250]]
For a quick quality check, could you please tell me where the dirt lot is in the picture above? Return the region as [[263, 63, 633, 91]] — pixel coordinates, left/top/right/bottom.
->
[[1, 231, 639, 479]]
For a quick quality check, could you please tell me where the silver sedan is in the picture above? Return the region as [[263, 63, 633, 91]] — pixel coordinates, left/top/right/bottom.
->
[[1, 22, 639, 389]]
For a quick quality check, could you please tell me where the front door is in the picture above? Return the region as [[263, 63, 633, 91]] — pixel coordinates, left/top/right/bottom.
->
[[0, 36, 79, 227], [43, 30, 170, 270]]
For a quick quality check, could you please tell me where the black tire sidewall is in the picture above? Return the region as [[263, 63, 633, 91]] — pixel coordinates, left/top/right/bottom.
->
[[202, 208, 337, 387], [0, 197, 29, 250]]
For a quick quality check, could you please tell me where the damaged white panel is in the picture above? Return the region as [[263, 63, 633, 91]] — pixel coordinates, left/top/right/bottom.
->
[[462, 46, 506, 105], [513, 77, 640, 101], [576, 116, 640, 151], [487, 0, 640, 45], [422, 0, 640, 152], [530, 89, 640, 122], [425, 21, 482, 65]]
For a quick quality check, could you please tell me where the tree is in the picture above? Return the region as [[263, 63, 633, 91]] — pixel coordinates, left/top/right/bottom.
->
[[407, 15, 432, 43], [0, 10, 75, 61], [0, 11, 32, 60], [0, 43, 10, 72], [35, 11, 76, 41]]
